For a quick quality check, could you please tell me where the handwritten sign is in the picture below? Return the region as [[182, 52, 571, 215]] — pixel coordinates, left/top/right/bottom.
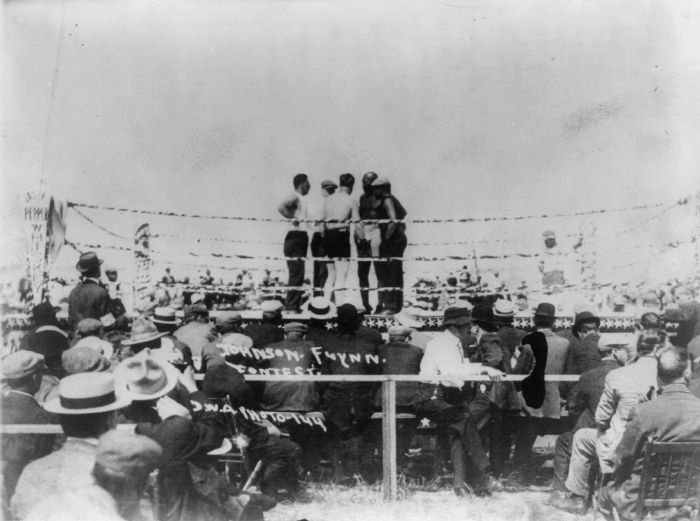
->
[[190, 401, 327, 431], [217, 343, 381, 369]]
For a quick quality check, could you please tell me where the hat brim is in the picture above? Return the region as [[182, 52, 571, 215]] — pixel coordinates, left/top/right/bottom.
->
[[75, 258, 104, 273], [574, 316, 600, 327], [395, 313, 423, 329], [534, 312, 556, 318], [113, 360, 179, 401], [120, 331, 167, 346], [442, 316, 470, 327], [303, 302, 337, 320], [152, 318, 179, 326], [43, 394, 131, 415]]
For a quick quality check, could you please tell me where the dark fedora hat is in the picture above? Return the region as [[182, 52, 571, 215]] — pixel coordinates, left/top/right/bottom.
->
[[30, 301, 61, 320], [442, 306, 471, 327], [76, 251, 103, 273], [573, 310, 600, 328], [534, 303, 556, 318]]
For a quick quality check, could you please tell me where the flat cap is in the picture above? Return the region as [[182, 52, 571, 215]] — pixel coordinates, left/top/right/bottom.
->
[[284, 322, 308, 334], [321, 179, 338, 189], [95, 430, 163, 479], [371, 177, 390, 186], [261, 300, 284, 314], [1, 351, 46, 381], [62, 345, 111, 375], [542, 230, 556, 239], [216, 311, 242, 329]]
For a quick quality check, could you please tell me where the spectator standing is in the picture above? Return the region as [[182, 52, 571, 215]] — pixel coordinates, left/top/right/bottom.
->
[[278, 173, 311, 314], [68, 252, 111, 328]]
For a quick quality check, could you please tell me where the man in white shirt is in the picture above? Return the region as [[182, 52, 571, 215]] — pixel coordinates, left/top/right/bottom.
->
[[417, 306, 505, 496], [321, 173, 360, 305], [278, 174, 311, 313]]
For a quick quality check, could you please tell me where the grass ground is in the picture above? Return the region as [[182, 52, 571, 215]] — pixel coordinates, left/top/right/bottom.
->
[[266, 482, 592, 521], [260, 435, 600, 521]]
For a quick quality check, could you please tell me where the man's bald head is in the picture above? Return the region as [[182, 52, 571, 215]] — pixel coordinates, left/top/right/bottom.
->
[[656, 345, 690, 386], [362, 172, 378, 194]]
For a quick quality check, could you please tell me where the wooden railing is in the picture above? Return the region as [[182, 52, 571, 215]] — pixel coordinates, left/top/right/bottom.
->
[[1, 373, 580, 500]]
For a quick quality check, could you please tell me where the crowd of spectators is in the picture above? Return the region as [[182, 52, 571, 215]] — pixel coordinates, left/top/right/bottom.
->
[[2, 251, 700, 521]]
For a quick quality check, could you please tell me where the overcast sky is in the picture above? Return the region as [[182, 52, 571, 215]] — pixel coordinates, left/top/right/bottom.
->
[[3, 0, 699, 285]]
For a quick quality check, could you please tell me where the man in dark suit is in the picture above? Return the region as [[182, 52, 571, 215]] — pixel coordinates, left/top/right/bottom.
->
[[374, 325, 423, 410], [598, 345, 700, 520], [321, 304, 379, 482], [550, 335, 628, 502], [0, 351, 57, 511], [19, 301, 69, 402], [663, 286, 700, 348], [68, 251, 111, 328], [242, 300, 285, 349]]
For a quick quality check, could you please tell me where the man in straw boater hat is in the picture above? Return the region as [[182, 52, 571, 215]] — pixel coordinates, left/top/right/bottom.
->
[[23, 430, 163, 521], [416, 306, 505, 496], [68, 251, 111, 328], [0, 352, 58, 506], [11, 372, 132, 520], [151, 306, 195, 368], [302, 295, 337, 345]]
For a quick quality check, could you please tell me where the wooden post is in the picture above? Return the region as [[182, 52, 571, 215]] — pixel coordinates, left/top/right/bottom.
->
[[381, 379, 397, 501]]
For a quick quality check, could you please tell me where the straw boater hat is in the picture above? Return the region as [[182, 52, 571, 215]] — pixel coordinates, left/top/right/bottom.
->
[[152, 307, 179, 326], [76, 252, 104, 274], [303, 297, 337, 320], [44, 372, 131, 415], [121, 318, 167, 346], [493, 299, 516, 318], [113, 349, 179, 401]]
